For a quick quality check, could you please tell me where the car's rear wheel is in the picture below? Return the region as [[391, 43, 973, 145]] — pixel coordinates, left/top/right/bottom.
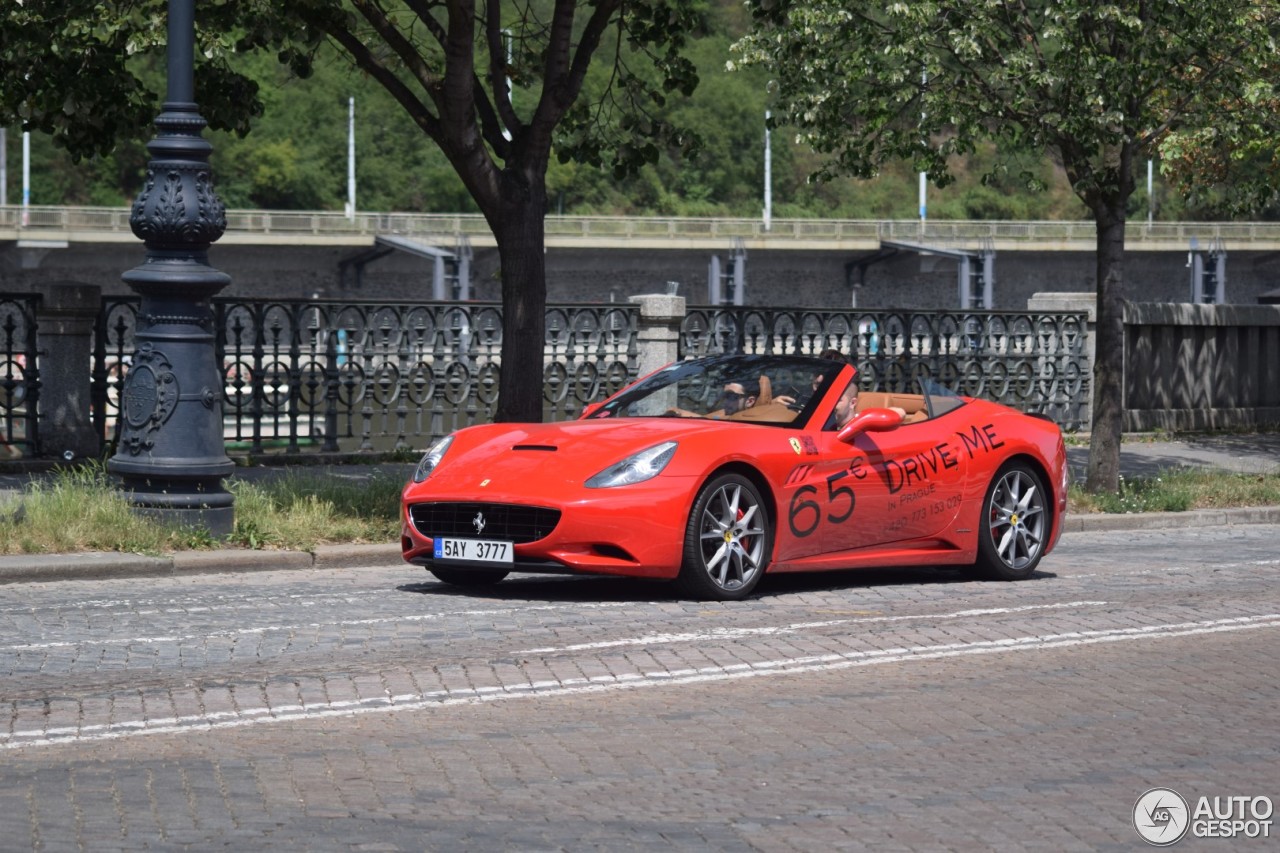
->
[[677, 473, 771, 601], [972, 461, 1049, 580], [429, 567, 510, 587]]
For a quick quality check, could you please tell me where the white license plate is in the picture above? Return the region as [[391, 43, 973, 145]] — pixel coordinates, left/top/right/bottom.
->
[[434, 537, 513, 565]]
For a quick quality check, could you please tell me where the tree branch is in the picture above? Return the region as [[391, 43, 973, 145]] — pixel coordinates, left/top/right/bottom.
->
[[321, 24, 442, 141]]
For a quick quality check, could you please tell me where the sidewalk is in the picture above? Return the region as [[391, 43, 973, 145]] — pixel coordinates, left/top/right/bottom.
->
[[1, 436, 1277, 584], [1064, 432, 1280, 480]]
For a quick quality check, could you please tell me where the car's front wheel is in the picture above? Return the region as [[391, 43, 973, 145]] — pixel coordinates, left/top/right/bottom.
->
[[972, 461, 1049, 580], [429, 567, 510, 587], [677, 473, 772, 601]]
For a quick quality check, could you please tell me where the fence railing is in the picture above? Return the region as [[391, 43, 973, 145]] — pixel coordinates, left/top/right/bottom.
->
[[681, 308, 1091, 429], [5, 294, 1091, 459], [0, 294, 40, 458], [93, 298, 639, 454]]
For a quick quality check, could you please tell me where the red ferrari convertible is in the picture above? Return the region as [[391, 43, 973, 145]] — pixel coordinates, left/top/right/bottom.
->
[[401, 353, 1067, 600]]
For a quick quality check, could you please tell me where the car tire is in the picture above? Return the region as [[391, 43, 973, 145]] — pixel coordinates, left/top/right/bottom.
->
[[429, 567, 510, 587], [971, 461, 1050, 581], [676, 472, 772, 601]]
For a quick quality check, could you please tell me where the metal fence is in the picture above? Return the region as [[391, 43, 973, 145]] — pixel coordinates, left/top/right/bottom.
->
[[92, 298, 639, 454], [680, 307, 1090, 429], [0, 294, 40, 458], [3, 297, 1089, 459]]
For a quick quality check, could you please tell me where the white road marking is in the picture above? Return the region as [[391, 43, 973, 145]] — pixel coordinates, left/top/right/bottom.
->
[[0, 600, 635, 652], [1064, 558, 1280, 579], [5, 612, 1276, 751], [515, 601, 1109, 654]]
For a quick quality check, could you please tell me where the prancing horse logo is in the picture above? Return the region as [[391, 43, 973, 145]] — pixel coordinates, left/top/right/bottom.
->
[[473, 511, 486, 535]]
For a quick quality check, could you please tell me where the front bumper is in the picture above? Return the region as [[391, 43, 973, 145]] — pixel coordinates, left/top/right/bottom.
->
[[401, 479, 695, 580]]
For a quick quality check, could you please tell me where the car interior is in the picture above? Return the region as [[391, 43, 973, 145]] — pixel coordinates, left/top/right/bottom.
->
[[854, 391, 930, 424]]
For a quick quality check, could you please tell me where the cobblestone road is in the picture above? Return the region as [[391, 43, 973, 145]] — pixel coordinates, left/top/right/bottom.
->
[[2, 525, 1278, 851]]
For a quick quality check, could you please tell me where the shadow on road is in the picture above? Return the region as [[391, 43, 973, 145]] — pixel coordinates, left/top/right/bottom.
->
[[397, 566, 1057, 604]]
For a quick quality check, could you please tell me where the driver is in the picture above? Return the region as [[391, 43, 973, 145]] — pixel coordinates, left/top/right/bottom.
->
[[712, 379, 757, 416], [667, 379, 759, 418]]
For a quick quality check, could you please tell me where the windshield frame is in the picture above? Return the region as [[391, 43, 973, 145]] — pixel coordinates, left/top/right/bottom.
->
[[584, 354, 849, 429]]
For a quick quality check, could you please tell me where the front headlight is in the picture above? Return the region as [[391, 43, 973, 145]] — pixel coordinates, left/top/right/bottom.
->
[[585, 441, 678, 489], [412, 435, 454, 483]]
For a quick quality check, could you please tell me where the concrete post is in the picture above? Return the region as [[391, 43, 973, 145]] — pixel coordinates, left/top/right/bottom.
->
[[630, 293, 686, 380], [33, 282, 101, 459]]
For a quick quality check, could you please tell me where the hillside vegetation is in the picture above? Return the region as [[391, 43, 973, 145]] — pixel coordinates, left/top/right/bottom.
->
[[1, 3, 1251, 222]]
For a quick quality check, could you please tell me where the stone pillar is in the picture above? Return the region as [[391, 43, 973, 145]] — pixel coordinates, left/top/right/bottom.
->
[[631, 293, 686, 378], [33, 282, 101, 459]]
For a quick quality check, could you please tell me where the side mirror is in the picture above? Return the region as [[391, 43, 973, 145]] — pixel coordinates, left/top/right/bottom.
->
[[580, 401, 605, 418], [837, 407, 904, 444]]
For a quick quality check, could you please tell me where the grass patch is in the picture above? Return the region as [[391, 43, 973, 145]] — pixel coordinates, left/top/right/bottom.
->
[[0, 463, 403, 555], [228, 469, 402, 550], [1070, 468, 1280, 514]]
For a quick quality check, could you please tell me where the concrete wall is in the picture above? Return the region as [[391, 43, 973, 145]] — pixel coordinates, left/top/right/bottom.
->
[[3, 240, 1279, 308], [1123, 302, 1280, 431]]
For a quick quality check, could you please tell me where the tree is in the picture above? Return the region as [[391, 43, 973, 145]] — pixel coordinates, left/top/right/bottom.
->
[[732, 1, 1280, 491], [0, 0, 702, 422]]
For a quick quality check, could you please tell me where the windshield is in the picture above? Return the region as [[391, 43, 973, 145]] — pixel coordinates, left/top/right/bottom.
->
[[585, 354, 847, 428], [920, 377, 967, 419]]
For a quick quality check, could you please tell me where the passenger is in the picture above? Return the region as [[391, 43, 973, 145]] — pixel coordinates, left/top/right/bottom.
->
[[831, 381, 905, 430], [776, 349, 848, 409]]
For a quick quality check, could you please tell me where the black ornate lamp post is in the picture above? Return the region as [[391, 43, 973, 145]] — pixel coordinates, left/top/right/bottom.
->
[[108, 0, 234, 535]]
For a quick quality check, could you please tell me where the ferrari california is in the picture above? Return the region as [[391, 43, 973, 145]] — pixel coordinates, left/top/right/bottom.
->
[[401, 353, 1067, 600]]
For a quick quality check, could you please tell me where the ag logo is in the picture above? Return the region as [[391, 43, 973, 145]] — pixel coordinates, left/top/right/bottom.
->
[[1133, 787, 1190, 845], [789, 438, 803, 455]]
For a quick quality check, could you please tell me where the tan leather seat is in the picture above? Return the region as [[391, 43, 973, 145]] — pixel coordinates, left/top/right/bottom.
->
[[854, 391, 892, 413], [725, 401, 798, 423], [755, 375, 773, 406], [855, 391, 929, 423]]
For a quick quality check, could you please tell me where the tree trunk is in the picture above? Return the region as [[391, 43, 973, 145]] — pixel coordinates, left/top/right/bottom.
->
[[1085, 204, 1127, 492], [491, 173, 548, 423]]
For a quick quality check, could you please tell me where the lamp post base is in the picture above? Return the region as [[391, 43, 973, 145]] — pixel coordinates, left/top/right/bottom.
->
[[111, 471, 236, 538]]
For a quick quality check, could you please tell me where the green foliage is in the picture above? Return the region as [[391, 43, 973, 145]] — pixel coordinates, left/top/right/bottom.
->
[[732, 0, 1280, 217], [0, 462, 217, 555], [226, 469, 402, 550], [1069, 469, 1280, 514], [5, 1, 1275, 222], [0, 463, 402, 555], [3, 23, 1079, 219]]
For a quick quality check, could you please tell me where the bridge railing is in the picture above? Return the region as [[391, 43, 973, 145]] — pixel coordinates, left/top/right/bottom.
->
[[6, 204, 1280, 247]]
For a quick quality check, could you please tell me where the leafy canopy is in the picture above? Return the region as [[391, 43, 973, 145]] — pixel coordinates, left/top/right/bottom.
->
[[731, 0, 1280, 216], [0, 0, 707, 202]]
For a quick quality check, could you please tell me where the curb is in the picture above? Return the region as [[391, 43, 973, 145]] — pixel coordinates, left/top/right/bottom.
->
[[0, 544, 404, 585], [1, 508, 1276, 585], [1064, 505, 1280, 533]]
